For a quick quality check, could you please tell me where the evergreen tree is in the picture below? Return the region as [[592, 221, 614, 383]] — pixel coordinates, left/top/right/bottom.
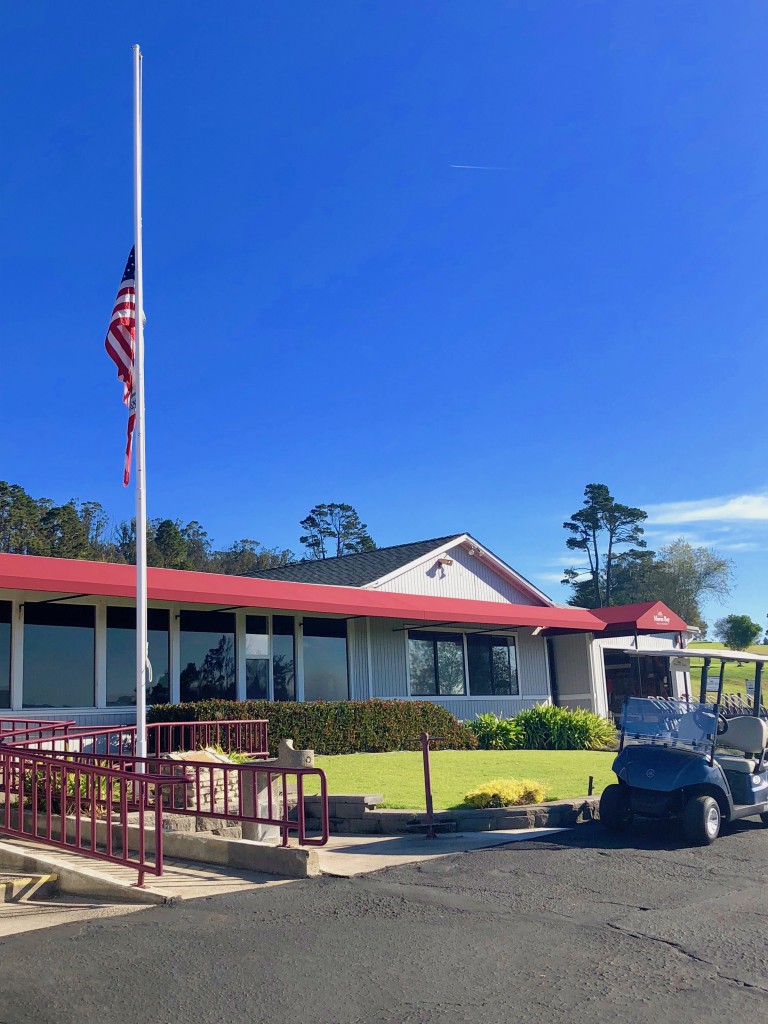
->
[[299, 503, 376, 560]]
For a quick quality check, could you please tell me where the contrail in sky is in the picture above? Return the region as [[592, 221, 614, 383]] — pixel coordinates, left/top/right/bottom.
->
[[450, 164, 508, 170]]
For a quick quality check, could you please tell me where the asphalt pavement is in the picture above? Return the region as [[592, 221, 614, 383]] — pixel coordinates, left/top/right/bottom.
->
[[2, 819, 767, 1024]]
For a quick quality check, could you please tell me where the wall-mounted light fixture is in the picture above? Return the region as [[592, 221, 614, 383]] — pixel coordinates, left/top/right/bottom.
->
[[531, 625, 544, 636]]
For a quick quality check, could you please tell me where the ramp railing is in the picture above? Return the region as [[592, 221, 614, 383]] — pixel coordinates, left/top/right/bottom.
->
[[0, 715, 329, 886], [24, 748, 330, 848], [12, 719, 270, 759], [0, 739, 186, 886]]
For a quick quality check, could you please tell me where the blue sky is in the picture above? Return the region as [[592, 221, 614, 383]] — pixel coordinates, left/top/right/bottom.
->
[[2, 2, 767, 629]]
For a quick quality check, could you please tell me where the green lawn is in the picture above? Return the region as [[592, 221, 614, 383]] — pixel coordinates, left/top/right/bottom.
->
[[305, 749, 616, 809], [687, 641, 768, 697]]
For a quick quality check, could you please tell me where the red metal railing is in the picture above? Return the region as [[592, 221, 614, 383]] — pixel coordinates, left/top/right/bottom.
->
[[37, 748, 329, 848], [0, 715, 326, 885], [13, 719, 270, 759], [0, 718, 75, 736], [0, 744, 185, 886]]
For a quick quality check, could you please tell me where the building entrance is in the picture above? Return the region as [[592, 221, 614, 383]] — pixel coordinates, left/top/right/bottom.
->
[[603, 648, 672, 719]]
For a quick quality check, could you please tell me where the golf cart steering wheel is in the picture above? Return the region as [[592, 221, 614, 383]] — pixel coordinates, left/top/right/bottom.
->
[[692, 709, 728, 736]]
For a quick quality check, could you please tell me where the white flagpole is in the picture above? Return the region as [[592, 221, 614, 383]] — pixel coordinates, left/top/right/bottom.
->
[[133, 44, 148, 762]]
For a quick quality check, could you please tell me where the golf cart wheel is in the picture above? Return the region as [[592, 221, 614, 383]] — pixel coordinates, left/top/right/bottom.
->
[[760, 813, 768, 826], [599, 784, 632, 832], [684, 795, 721, 845]]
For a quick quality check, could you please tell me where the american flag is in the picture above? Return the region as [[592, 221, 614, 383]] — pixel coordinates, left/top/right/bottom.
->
[[105, 248, 136, 486]]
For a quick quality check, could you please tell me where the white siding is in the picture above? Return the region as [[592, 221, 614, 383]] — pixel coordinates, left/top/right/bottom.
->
[[368, 618, 409, 699], [372, 545, 539, 605], [347, 618, 370, 700], [551, 634, 595, 711], [431, 697, 550, 721], [516, 631, 551, 698]]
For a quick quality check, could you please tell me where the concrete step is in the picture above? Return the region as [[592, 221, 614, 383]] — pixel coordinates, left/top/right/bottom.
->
[[0, 872, 58, 903]]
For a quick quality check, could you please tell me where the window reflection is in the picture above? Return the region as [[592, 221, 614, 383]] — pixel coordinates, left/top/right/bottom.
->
[[106, 607, 170, 706], [272, 615, 295, 701], [467, 635, 517, 696], [246, 615, 269, 700], [23, 604, 95, 708], [408, 632, 466, 697], [303, 618, 348, 702], [180, 611, 236, 702], [0, 602, 10, 709]]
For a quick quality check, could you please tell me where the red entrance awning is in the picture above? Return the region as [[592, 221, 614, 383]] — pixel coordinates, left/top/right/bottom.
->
[[590, 601, 688, 635], [0, 553, 606, 633]]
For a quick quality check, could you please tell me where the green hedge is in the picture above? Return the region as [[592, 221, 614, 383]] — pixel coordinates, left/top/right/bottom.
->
[[147, 699, 477, 755]]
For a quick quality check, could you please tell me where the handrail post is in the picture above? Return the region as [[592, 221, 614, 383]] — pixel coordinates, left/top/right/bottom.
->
[[420, 732, 437, 840]]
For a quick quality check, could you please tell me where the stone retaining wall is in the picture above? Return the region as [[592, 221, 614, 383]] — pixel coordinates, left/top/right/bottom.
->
[[303, 794, 600, 835]]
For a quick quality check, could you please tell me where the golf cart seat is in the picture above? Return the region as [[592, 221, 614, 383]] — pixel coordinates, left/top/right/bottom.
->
[[716, 716, 768, 774]]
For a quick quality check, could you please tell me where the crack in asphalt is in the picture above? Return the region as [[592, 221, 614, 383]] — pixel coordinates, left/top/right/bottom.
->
[[606, 922, 768, 996]]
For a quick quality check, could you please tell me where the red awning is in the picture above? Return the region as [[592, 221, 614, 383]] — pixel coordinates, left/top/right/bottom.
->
[[0, 553, 606, 633], [590, 601, 688, 634]]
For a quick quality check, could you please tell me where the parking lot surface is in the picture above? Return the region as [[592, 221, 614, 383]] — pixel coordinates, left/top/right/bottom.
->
[[1, 820, 767, 1024]]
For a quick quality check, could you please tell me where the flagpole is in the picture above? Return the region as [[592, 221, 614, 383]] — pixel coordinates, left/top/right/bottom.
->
[[133, 43, 148, 762]]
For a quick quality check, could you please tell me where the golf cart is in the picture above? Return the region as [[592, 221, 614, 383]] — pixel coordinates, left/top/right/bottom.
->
[[600, 647, 768, 845]]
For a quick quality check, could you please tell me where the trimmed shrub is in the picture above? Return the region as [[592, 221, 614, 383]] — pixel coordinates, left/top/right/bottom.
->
[[513, 704, 616, 750], [469, 712, 524, 750], [463, 777, 548, 808], [147, 699, 477, 756]]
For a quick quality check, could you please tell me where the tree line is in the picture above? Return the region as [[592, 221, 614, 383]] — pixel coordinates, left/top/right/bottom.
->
[[0, 483, 376, 573]]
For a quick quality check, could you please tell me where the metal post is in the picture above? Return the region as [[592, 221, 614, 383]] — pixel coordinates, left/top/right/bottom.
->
[[700, 658, 710, 705], [754, 664, 763, 717], [421, 732, 436, 840], [132, 44, 148, 764]]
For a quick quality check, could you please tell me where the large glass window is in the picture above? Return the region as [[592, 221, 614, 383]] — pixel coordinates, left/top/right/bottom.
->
[[303, 618, 348, 701], [246, 615, 269, 700], [23, 603, 95, 708], [467, 635, 518, 696], [408, 632, 466, 696], [272, 615, 295, 701], [179, 610, 236, 702], [106, 607, 170, 707], [0, 602, 10, 709]]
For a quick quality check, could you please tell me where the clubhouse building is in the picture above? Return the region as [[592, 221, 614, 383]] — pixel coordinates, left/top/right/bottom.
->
[[0, 534, 691, 725]]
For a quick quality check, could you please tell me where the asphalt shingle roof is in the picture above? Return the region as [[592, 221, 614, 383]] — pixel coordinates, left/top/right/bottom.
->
[[244, 535, 463, 587]]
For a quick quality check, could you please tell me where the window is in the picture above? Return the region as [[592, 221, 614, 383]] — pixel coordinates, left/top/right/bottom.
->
[[0, 602, 10, 709], [245, 615, 269, 700], [179, 610, 236, 702], [408, 632, 466, 696], [272, 615, 295, 701], [467, 635, 518, 696], [23, 603, 95, 708], [303, 618, 348, 701], [106, 607, 170, 706]]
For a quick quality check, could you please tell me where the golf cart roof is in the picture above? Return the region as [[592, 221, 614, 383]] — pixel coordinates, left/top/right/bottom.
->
[[623, 648, 768, 664]]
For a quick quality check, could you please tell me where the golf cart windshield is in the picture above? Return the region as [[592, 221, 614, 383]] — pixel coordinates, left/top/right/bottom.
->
[[621, 697, 717, 754]]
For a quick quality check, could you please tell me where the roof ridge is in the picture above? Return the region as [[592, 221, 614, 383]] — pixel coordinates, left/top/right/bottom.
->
[[245, 534, 463, 577]]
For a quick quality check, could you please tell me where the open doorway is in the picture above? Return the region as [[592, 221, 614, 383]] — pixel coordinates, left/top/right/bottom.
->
[[603, 649, 672, 719]]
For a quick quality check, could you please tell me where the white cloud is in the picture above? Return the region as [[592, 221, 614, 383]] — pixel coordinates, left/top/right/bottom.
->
[[536, 571, 569, 584], [646, 492, 768, 525]]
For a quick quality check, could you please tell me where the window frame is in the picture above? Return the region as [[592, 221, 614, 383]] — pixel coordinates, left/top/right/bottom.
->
[[406, 629, 521, 699]]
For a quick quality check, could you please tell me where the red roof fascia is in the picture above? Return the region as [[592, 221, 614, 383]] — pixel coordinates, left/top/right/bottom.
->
[[590, 601, 688, 633], [0, 553, 605, 632]]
